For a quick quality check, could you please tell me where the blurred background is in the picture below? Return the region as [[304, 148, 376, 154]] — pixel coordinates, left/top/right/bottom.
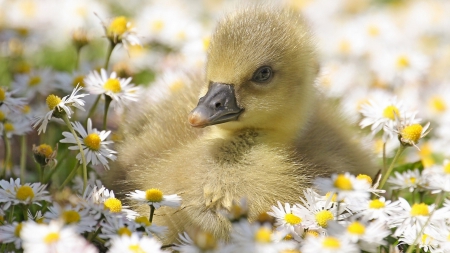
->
[[1, 0, 450, 178]]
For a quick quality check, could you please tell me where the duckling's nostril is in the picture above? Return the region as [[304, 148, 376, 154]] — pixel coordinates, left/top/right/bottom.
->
[[215, 102, 222, 108]]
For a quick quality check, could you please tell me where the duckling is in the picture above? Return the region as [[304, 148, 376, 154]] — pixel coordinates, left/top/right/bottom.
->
[[107, 6, 377, 243]]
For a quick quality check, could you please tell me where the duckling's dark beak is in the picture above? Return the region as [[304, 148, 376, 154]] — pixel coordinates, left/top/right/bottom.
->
[[188, 82, 244, 128]]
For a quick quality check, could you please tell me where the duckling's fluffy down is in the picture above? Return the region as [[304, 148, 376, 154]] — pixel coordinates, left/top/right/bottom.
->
[[106, 6, 377, 243]]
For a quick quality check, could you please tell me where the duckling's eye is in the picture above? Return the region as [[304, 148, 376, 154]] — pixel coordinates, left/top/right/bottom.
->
[[251, 66, 273, 83]]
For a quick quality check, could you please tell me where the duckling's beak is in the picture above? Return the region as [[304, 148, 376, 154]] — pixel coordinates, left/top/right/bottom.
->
[[188, 82, 244, 128]]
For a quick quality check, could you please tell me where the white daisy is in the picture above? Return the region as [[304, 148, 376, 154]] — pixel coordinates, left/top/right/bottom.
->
[[399, 229, 442, 253], [32, 85, 88, 134], [13, 68, 55, 99], [55, 70, 88, 93], [84, 68, 140, 109], [1, 118, 32, 138], [301, 234, 360, 253], [60, 118, 117, 169], [267, 201, 313, 240], [229, 220, 298, 253], [298, 188, 347, 232], [108, 233, 166, 253], [0, 178, 51, 209], [173, 231, 223, 253], [0, 221, 23, 249], [44, 203, 97, 233], [21, 220, 99, 253], [314, 173, 371, 203], [134, 216, 167, 237], [99, 215, 138, 246], [0, 87, 27, 113], [387, 169, 425, 192], [389, 115, 431, 150], [354, 197, 404, 225], [127, 188, 181, 209], [82, 184, 137, 220], [103, 16, 141, 50], [360, 96, 418, 141], [422, 160, 450, 193]]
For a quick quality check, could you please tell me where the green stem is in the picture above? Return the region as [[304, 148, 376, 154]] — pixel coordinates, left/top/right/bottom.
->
[[20, 135, 26, 182], [59, 164, 80, 191], [2, 131, 11, 178], [85, 95, 102, 125], [382, 142, 387, 171], [405, 192, 444, 253], [379, 145, 406, 189], [22, 205, 29, 221], [62, 114, 88, 193], [36, 162, 42, 182], [43, 162, 58, 184], [149, 205, 155, 223], [103, 95, 112, 130], [75, 47, 81, 70], [104, 41, 116, 70]]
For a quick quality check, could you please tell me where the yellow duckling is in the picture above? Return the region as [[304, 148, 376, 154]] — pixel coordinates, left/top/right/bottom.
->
[[108, 6, 377, 243]]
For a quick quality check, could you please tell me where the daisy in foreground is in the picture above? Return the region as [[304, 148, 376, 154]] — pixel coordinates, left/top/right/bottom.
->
[[0, 178, 50, 209], [127, 188, 181, 209], [32, 85, 88, 134], [21, 220, 98, 253], [60, 118, 117, 169], [314, 173, 371, 202], [84, 68, 140, 109], [108, 233, 167, 253], [301, 234, 360, 253]]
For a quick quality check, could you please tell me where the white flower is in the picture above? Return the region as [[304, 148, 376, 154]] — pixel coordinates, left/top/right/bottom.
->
[[103, 16, 141, 50], [84, 69, 140, 109], [229, 220, 298, 253], [82, 184, 137, 219], [32, 85, 88, 134], [173, 231, 224, 253], [99, 215, 138, 246], [386, 113, 431, 150], [21, 220, 98, 253], [387, 169, 424, 192], [422, 160, 450, 193], [0, 178, 51, 209], [0, 221, 23, 249], [13, 68, 55, 99], [1, 118, 32, 138], [134, 216, 167, 237], [314, 173, 371, 202], [360, 96, 418, 141], [354, 197, 404, 224], [108, 233, 166, 253], [0, 87, 27, 113], [60, 118, 117, 169], [44, 203, 97, 233], [267, 201, 312, 240], [399, 229, 442, 253], [301, 234, 360, 253], [127, 188, 181, 209]]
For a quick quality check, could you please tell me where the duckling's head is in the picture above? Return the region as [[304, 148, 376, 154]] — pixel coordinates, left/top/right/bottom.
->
[[189, 7, 317, 140]]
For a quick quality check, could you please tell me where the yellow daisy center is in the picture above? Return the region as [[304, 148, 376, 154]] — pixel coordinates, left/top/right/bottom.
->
[[333, 174, 353, 190], [284, 213, 302, 225], [322, 236, 341, 249], [396, 55, 410, 69], [14, 223, 22, 237], [4, 122, 14, 132], [338, 40, 351, 54], [145, 188, 163, 202], [304, 230, 319, 238], [129, 244, 145, 253], [369, 199, 385, 209], [326, 192, 337, 202], [0, 111, 5, 121], [254, 227, 272, 243], [36, 144, 53, 158], [72, 75, 85, 87], [202, 37, 210, 51], [367, 25, 380, 37], [410, 203, 429, 216], [408, 177, 417, 184], [28, 76, 41, 86], [0, 88, 5, 102], [62, 210, 81, 224], [103, 78, 122, 93], [151, 20, 165, 32], [382, 105, 400, 120], [104, 197, 122, 213], [117, 227, 132, 236], [46, 94, 62, 110], [347, 221, 365, 235], [22, 105, 31, 114], [16, 185, 34, 201], [44, 232, 60, 244], [315, 210, 334, 228], [135, 216, 151, 226], [422, 234, 430, 245], [430, 96, 446, 112], [356, 174, 372, 185], [84, 133, 101, 151], [109, 16, 128, 35], [444, 163, 450, 174], [401, 124, 423, 144]]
